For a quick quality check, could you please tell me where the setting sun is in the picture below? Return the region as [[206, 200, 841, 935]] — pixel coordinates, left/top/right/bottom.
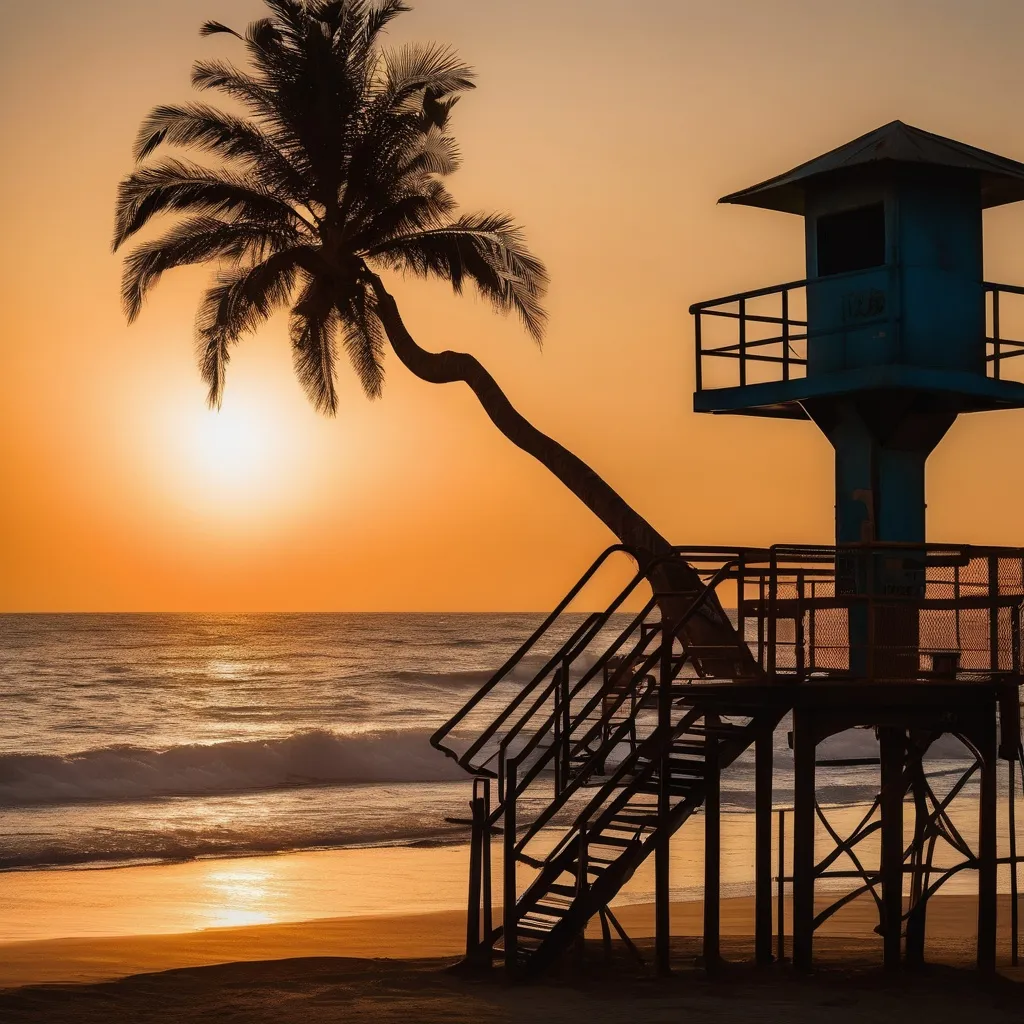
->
[[150, 383, 312, 531], [190, 403, 278, 496]]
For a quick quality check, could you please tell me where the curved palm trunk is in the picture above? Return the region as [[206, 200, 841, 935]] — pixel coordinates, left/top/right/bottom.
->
[[368, 275, 759, 678]]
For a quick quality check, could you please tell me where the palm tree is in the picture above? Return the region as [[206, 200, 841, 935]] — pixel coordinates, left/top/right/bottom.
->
[[114, 0, 747, 670]]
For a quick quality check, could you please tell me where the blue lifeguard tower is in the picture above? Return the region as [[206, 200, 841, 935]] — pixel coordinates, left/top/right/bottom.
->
[[434, 123, 1024, 981], [696, 120, 1024, 546]]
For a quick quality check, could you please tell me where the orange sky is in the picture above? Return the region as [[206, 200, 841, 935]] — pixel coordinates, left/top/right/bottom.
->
[[4, 0, 1024, 612]]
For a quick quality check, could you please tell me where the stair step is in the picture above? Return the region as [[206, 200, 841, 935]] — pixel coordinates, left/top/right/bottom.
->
[[516, 923, 557, 940], [682, 722, 751, 735], [547, 883, 581, 897], [589, 833, 637, 848], [528, 902, 569, 919], [609, 812, 657, 826], [670, 741, 708, 754], [636, 780, 699, 795]]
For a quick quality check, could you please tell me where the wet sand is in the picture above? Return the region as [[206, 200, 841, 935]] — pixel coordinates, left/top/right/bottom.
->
[[2, 894, 1022, 1024], [0, 909, 1019, 1019]]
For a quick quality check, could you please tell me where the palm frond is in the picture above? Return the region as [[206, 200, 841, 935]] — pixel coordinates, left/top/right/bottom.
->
[[365, 214, 549, 340], [338, 284, 385, 397], [191, 59, 278, 116], [290, 278, 340, 414], [363, 1, 410, 46], [347, 178, 455, 245], [397, 124, 460, 177], [196, 253, 303, 406], [113, 158, 304, 250], [132, 104, 307, 199], [122, 215, 297, 322], [200, 20, 241, 38], [376, 44, 475, 109]]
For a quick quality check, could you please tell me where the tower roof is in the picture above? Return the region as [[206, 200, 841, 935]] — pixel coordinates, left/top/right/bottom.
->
[[719, 121, 1024, 214]]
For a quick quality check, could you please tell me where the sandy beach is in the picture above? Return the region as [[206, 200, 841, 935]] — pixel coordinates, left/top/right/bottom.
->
[[2, 895, 1022, 1023]]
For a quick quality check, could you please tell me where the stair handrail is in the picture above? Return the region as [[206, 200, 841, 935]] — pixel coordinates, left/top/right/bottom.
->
[[490, 593, 661, 781], [504, 558, 744, 842], [461, 608, 618, 773], [495, 546, 755, 787], [495, 605, 665, 806], [445, 550, 681, 774], [468, 610, 605, 774], [430, 543, 641, 762], [436, 546, 765, 776]]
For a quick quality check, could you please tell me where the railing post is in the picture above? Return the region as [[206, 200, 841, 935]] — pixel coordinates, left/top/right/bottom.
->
[[757, 574, 766, 668], [993, 287, 1002, 380], [808, 578, 817, 674], [552, 667, 563, 796], [739, 296, 747, 387], [695, 310, 703, 392], [736, 552, 746, 645], [988, 555, 1000, 673], [1013, 607, 1021, 678], [560, 662, 571, 786], [782, 288, 791, 382], [503, 756, 519, 975], [795, 571, 805, 680]]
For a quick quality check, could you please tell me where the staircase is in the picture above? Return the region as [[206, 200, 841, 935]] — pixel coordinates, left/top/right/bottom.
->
[[430, 545, 786, 977], [502, 701, 783, 975]]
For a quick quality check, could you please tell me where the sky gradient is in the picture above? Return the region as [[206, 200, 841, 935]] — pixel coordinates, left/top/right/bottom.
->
[[4, 0, 1024, 611]]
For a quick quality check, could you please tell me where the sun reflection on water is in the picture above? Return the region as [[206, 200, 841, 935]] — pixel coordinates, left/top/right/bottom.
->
[[201, 865, 277, 929]]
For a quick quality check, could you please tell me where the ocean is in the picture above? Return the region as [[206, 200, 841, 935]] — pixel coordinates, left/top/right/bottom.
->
[[0, 613, 991, 875]]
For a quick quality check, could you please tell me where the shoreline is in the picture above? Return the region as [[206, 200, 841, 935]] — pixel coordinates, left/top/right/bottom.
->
[[2, 893, 1021, 989]]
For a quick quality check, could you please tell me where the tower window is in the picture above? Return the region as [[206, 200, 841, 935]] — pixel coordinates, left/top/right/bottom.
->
[[816, 202, 886, 276]]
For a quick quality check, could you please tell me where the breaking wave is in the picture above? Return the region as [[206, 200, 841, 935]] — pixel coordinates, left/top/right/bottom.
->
[[0, 729, 465, 807]]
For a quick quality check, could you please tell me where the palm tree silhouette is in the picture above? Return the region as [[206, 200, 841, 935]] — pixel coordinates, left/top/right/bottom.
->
[[114, 0, 743, 661]]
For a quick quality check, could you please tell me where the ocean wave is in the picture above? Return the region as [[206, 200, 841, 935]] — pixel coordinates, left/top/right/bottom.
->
[[0, 729, 465, 807], [0, 821, 472, 871], [392, 668, 494, 684]]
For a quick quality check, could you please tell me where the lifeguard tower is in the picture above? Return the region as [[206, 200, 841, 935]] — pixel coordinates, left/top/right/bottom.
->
[[433, 122, 1024, 977]]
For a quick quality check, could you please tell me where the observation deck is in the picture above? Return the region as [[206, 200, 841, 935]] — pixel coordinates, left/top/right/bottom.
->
[[691, 278, 1024, 418]]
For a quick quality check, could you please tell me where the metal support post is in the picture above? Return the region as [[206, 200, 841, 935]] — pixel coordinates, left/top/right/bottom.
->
[[482, 778, 493, 951], [879, 727, 905, 971], [755, 722, 774, 964], [466, 789, 484, 962], [978, 722, 998, 973], [655, 632, 672, 976], [792, 709, 816, 972], [1010, 752, 1019, 968], [704, 710, 722, 972], [777, 808, 786, 962], [905, 752, 928, 968], [503, 757, 518, 975]]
